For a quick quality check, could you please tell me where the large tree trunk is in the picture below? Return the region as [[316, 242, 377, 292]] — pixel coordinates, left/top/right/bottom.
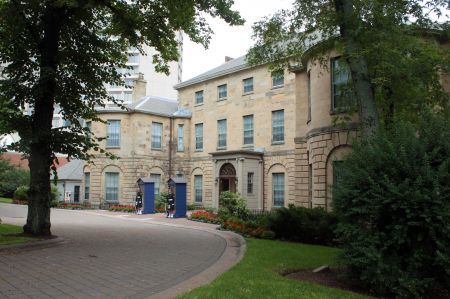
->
[[335, 0, 379, 136], [23, 5, 63, 236]]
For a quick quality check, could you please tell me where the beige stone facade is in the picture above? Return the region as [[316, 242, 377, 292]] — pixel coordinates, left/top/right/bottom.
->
[[82, 53, 381, 211]]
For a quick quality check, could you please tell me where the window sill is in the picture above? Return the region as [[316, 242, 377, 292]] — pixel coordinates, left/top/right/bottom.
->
[[151, 147, 162, 151], [216, 146, 227, 151], [195, 149, 203, 152], [217, 98, 227, 102], [242, 144, 254, 148], [194, 103, 204, 107], [177, 149, 185, 152], [271, 85, 284, 90], [242, 91, 254, 96], [271, 141, 285, 145]]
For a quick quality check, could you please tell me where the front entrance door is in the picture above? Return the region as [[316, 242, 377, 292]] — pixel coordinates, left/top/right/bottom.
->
[[219, 177, 236, 193], [219, 163, 237, 195], [74, 186, 80, 203]]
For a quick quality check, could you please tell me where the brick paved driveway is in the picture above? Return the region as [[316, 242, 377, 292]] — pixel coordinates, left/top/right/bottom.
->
[[0, 204, 228, 299]]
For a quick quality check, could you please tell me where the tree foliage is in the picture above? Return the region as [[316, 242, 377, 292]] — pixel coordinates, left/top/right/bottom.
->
[[247, 0, 450, 129], [333, 113, 450, 298], [0, 156, 29, 198], [0, 0, 243, 235]]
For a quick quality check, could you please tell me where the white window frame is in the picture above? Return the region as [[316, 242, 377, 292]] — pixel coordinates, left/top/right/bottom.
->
[[272, 110, 285, 144], [243, 77, 254, 93], [151, 122, 163, 149], [271, 70, 284, 88], [272, 173, 285, 207], [218, 84, 227, 100], [177, 124, 184, 151], [194, 175, 203, 203], [195, 123, 203, 151], [195, 90, 204, 105], [217, 119, 227, 149], [105, 172, 119, 202], [243, 115, 254, 145], [106, 120, 120, 148]]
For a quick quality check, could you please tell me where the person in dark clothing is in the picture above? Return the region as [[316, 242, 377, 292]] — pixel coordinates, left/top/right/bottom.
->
[[167, 192, 175, 218]]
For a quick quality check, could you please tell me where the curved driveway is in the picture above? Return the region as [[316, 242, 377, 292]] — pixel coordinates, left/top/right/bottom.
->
[[0, 204, 242, 299]]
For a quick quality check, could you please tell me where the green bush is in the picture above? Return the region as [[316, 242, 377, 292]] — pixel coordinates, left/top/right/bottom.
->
[[267, 205, 337, 245], [155, 191, 168, 209], [13, 185, 28, 201], [13, 185, 59, 203], [0, 157, 29, 198], [333, 115, 450, 298], [218, 191, 250, 219]]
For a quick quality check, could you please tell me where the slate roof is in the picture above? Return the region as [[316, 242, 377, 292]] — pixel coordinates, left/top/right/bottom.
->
[[174, 55, 248, 89], [52, 159, 83, 181], [95, 96, 191, 118]]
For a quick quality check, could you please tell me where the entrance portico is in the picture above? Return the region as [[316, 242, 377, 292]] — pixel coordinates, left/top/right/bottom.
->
[[210, 150, 264, 209]]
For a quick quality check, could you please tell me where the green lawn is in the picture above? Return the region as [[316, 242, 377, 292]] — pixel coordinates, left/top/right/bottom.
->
[[0, 224, 38, 245], [0, 197, 13, 204], [177, 238, 372, 299]]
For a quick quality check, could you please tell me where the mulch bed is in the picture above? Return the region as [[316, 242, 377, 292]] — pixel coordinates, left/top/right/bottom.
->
[[283, 267, 377, 298]]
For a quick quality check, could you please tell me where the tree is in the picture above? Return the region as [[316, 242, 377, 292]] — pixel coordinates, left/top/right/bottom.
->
[[0, 0, 244, 236], [247, 0, 450, 135], [332, 114, 450, 297]]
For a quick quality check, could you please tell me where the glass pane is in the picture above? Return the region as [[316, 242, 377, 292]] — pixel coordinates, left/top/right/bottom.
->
[[272, 173, 285, 207], [217, 119, 227, 147], [243, 115, 254, 145], [272, 110, 284, 142], [243, 78, 253, 93], [107, 120, 120, 147], [84, 173, 90, 200], [152, 122, 162, 148], [195, 90, 204, 104], [195, 124, 203, 150], [178, 124, 184, 151], [150, 173, 161, 195], [194, 175, 203, 203], [105, 172, 119, 202]]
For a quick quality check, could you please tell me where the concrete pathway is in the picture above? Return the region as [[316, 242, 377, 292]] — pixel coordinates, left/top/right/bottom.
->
[[0, 204, 245, 299]]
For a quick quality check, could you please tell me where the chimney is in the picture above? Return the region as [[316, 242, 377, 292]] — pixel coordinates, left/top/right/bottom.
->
[[132, 72, 147, 102], [225, 56, 234, 63]]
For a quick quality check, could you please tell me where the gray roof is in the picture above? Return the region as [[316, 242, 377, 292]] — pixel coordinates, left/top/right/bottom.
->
[[174, 55, 248, 89], [127, 96, 178, 116], [96, 96, 192, 118], [52, 159, 83, 181]]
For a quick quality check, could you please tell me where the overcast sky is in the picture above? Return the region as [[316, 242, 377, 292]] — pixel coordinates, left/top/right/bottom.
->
[[181, 0, 293, 81]]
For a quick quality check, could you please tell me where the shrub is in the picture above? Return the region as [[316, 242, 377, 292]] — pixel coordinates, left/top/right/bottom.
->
[[333, 115, 450, 298], [0, 157, 29, 198], [155, 191, 168, 209], [267, 205, 337, 245], [109, 205, 135, 212], [13, 185, 29, 201], [218, 191, 250, 219]]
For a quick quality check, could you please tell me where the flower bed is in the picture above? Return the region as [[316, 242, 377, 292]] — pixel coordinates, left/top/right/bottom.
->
[[222, 218, 275, 239], [57, 203, 89, 210], [189, 210, 223, 225], [109, 205, 135, 213]]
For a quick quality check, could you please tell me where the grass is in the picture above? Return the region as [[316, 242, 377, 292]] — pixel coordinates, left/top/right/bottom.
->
[[177, 238, 372, 299], [0, 197, 13, 204], [0, 224, 38, 245]]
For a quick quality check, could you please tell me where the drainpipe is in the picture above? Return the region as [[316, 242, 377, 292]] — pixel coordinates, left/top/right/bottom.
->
[[168, 117, 173, 178], [262, 155, 265, 211]]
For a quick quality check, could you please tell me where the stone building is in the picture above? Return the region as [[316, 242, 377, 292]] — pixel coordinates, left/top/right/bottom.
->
[[84, 46, 449, 210]]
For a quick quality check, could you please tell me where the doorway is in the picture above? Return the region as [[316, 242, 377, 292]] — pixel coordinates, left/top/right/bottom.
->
[[219, 163, 236, 194]]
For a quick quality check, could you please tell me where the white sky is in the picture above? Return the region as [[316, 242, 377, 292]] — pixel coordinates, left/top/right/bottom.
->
[[182, 0, 293, 81]]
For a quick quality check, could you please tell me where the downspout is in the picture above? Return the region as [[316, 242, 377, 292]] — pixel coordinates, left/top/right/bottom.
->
[[262, 154, 265, 211], [168, 117, 173, 178]]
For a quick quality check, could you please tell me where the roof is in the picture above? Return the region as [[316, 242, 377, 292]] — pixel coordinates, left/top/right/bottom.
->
[[52, 159, 83, 181], [0, 151, 69, 170], [127, 96, 178, 115], [96, 96, 191, 118], [174, 55, 249, 89]]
